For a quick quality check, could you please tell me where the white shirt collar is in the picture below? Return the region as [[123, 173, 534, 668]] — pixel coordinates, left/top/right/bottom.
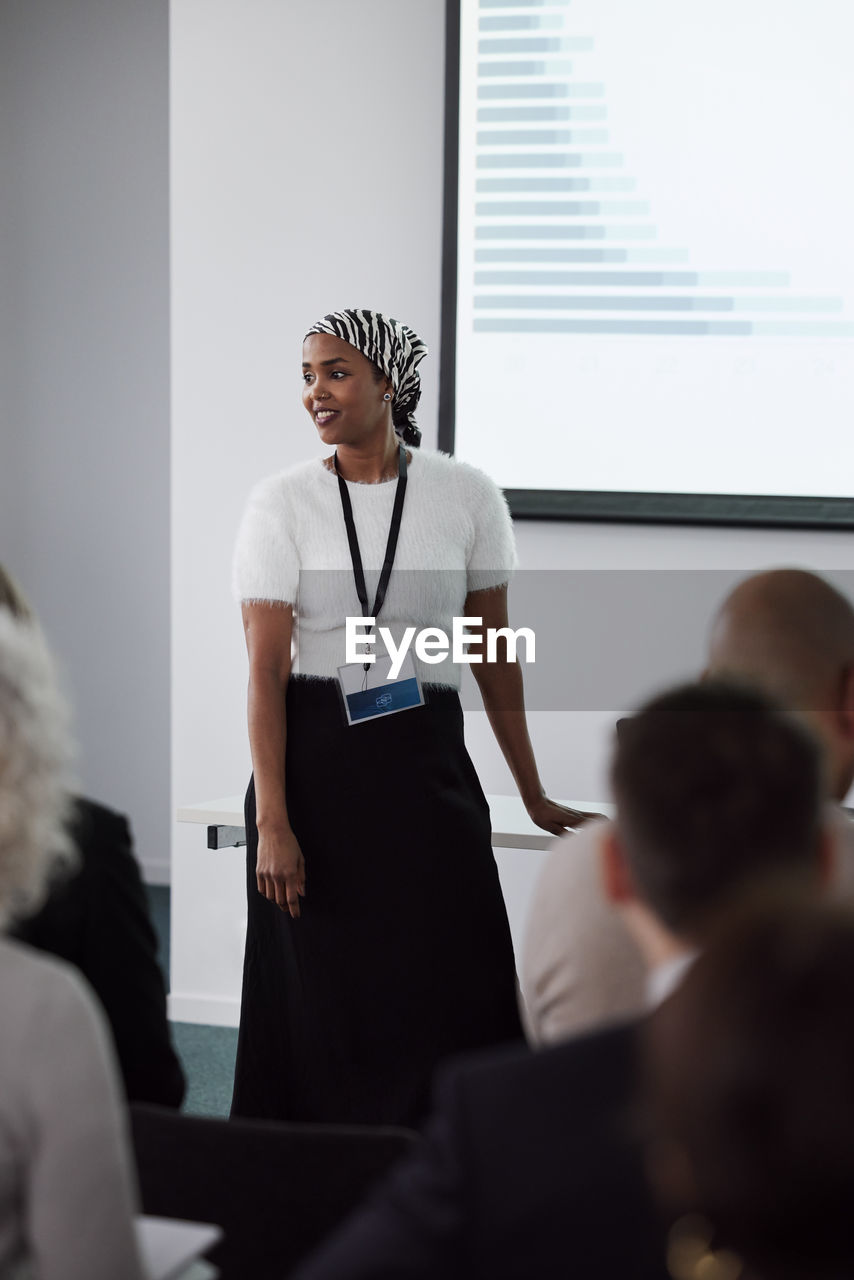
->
[[645, 950, 697, 1011]]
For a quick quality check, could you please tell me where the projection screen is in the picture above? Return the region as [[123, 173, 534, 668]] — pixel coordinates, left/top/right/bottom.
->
[[439, 0, 854, 526]]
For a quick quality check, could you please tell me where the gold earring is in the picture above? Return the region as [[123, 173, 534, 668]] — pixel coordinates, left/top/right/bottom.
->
[[666, 1216, 743, 1280]]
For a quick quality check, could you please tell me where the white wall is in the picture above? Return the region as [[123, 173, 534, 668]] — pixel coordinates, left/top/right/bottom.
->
[[170, 0, 448, 1022], [473, 526, 854, 805], [171, 0, 854, 1024], [0, 0, 172, 880]]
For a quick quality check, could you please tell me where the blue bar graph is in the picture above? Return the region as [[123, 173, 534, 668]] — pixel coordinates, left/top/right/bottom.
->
[[473, 294, 842, 313], [476, 177, 636, 192], [469, 0, 850, 340], [478, 60, 575, 76], [475, 225, 657, 240], [474, 318, 854, 337], [474, 248, 692, 263], [475, 200, 649, 215], [479, 37, 593, 54], [475, 270, 791, 287], [478, 83, 605, 99], [477, 106, 608, 122], [477, 153, 623, 168], [479, 15, 564, 31], [477, 128, 609, 145]]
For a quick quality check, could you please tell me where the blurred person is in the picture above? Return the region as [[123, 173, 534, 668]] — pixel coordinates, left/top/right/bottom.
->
[[292, 681, 826, 1280], [0, 563, 185, 1107], [645, 895, 854, 1280], [0, 608, 145, 1279], [522, 567, 854, 1044]]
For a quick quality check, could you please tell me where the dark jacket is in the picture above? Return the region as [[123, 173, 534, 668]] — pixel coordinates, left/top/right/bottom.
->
[[14, 796, 185, 1108], [294, 1021, 668, 1279]]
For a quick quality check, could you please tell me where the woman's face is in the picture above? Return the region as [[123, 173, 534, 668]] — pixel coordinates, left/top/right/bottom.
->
[[302, 332, 392, 448]]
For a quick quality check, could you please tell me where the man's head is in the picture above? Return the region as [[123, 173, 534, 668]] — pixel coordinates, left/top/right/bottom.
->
[[602, 680, 826, 952], [706, 569, 854, 800]]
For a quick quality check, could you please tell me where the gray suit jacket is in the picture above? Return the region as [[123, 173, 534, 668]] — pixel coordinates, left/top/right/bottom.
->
[[521, 807, 854, 1045], [0, 937, 145, 1280], [294, 1023, 668, 1280]]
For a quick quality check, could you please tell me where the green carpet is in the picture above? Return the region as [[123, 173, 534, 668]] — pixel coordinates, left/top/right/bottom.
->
[[171, 1022, 239, 1117], [146, 884, 238, 1118]]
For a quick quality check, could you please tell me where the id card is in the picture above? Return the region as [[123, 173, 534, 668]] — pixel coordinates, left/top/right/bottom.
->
[[337, 651, 424, 726]]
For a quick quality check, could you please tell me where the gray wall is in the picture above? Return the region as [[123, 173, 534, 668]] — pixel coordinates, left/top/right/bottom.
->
[[0, 4, 23, 566], [0, 0, 171, 878]]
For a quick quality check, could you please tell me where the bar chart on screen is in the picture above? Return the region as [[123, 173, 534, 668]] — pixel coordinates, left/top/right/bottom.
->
[[453, 0, 854, 502]]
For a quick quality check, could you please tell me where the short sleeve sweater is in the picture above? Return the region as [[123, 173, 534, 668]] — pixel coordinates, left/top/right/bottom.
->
[[232, 448, 517, 687]]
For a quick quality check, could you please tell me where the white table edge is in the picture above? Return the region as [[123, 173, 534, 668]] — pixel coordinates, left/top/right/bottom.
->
[[177, 794, 613, 853]]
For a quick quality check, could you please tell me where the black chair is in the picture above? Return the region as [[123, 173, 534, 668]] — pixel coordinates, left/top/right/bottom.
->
[[130, 1104, 417, 1279]]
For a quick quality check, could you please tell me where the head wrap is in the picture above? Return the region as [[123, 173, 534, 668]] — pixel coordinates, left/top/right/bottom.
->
[[304, 309, 428, 446]]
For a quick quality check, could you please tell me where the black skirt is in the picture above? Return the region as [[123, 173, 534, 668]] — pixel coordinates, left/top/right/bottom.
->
[[230, 678, 523, 1127]]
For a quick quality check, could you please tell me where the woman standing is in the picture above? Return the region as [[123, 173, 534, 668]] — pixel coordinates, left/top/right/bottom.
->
[[231, 310, 589, 1126]]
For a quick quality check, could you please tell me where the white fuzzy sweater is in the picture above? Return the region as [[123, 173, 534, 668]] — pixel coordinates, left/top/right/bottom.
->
[[232, 448, 517, 686]]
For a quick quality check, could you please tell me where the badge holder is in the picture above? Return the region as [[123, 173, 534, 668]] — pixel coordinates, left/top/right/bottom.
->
[[337, 650, 424, 726]]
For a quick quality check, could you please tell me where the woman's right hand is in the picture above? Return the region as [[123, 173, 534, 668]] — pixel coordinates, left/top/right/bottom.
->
[[256, 825, 306, 918]]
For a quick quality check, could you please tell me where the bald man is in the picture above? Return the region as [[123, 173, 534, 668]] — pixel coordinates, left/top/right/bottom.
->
[[521, 569, 854, 1045]]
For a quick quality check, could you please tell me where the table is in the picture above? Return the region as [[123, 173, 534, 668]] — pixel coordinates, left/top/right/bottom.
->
[[177, 794, 614, 851]]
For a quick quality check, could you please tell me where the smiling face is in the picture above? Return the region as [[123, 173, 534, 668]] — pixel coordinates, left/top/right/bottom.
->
[[302, 332, 393, 448]]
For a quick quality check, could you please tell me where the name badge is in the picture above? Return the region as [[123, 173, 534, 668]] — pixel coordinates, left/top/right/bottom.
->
[[337, 651, 424, 726]]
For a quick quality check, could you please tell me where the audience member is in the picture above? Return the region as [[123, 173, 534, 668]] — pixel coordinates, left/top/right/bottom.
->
[[645, 895, 854, 1280], [0, 609, 145, 1279], [292, 681, 825, 1280], [0, 562, 185, 1106], [522, 568, 854, 1043]]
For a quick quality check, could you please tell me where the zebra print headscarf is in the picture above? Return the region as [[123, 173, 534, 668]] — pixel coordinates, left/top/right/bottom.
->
[[304, 309, 428, 447]]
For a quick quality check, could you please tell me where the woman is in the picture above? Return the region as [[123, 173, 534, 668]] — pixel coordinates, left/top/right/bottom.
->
[[0, 605, 145, 1279], [231, 309, 591, 1126], [0, 562, 186, 1110]]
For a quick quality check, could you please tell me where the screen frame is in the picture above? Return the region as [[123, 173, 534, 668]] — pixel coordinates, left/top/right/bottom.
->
[[437, 0, 854, 530]]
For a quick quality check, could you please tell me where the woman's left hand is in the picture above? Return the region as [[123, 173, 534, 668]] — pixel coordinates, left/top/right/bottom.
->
[[525, 795, 606, 836]]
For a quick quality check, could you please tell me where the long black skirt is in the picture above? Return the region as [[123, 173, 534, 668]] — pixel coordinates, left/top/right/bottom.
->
[[230, 678, 523, 1127]]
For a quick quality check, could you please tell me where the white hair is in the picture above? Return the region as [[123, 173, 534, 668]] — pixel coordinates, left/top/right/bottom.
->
[[0, 610, 76, 927]]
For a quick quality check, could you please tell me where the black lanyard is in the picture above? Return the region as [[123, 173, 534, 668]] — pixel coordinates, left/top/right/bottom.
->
[[335, 443, 408, 633]]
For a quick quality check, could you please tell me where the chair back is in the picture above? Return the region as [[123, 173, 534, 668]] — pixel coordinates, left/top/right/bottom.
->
[[131, 1104, 417, 1279]]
